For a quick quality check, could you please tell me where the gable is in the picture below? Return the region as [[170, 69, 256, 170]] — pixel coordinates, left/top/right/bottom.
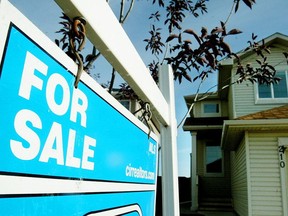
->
[[219, 33, 288, 119]]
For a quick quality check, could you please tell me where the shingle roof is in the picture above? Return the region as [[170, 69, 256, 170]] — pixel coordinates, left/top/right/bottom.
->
[[237, 105, 288, 120]]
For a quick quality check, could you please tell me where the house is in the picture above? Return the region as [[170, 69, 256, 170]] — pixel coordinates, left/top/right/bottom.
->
[[111, 87, 160, 137], [183, 33, 288, 215]]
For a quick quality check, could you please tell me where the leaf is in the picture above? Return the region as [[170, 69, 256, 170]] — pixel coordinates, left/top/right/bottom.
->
[[235, 0, 240, 12], [267, 64, 276, 73], [264, 48, 271, 54], [252, 33, 257, 40], [62, 42, 68, 50], [201, 27, 208, 39], [152, 0, 164, 7], [183, 29, 194, 34], [220, 41, 232, 54], [205, 51, 216, 69], [242, 0, 253, 9], [178, 33, 182, 43], [166, 34, 179, 42], [230, 53, 240, 61], [183, 72, 192, 82], [193, 76, 199, 82], [184, 29, 201, 45], [211, 27, 224, 35], [55, 39, 60, 47], [85, 54, 95, 62], [256, 59, 262, 65], [227, 29, 242, 35]]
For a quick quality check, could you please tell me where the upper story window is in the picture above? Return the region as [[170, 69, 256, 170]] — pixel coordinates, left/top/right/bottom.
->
[[119, 100, 130, 110], [257, 71, 288, 102], [201, 102, 221, 117]]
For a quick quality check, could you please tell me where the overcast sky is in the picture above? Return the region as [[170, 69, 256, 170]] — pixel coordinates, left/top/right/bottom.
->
[[9, 0, 288, 177]]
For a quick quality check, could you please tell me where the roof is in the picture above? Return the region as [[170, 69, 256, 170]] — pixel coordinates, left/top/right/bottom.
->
[[217, 33, 288, 100], [220, 32, 288, 66], [237, 105, 288, 120], [222, 105, 288, 150]]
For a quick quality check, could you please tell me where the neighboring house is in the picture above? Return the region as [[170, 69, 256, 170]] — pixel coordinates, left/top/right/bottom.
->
[[111, 88, 160, 137], [183, 33, 288, 215]]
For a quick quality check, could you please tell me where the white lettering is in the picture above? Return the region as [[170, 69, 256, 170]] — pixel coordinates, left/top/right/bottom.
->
[[65, 129, 81, 168], [39, 122, 64, 165], [12, 51, 95, 171], [46, 73, 70, 116], [19, 52, 88, 127], [19, 51, 48, 100], [70, 88, 88, 128], [82, 135, 96, 170], [10, 109, 42, 160]]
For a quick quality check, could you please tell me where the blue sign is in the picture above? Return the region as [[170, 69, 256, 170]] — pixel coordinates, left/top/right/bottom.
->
[[0, 23, 158, 215]]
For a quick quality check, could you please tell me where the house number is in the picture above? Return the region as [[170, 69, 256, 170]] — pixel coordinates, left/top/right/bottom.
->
[[278, 145, 287, 168]]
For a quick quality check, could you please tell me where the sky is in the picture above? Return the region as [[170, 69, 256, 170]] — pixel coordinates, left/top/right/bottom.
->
[[8, 0, 288, 177]]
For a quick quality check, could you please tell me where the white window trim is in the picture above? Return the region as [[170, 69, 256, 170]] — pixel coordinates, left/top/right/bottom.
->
[[201, 101, 221, 117], [255, 70, 288, 104], [204, 141, 224, 177]]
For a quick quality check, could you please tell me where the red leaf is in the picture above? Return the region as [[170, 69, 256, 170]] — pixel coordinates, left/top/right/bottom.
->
[[220, 41, 232, 54], [166, 34, 179, 42], [235, 0, 240, 12], [227, 29, 242, 35], [242, 0, 253, 9], [184, 29, 201, 45]]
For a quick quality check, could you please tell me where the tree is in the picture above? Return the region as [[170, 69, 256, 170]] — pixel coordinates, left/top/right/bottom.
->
[[55, 0, 285, 121]]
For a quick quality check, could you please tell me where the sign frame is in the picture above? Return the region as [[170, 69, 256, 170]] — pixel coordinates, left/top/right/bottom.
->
[[0, 1, 159, 215]]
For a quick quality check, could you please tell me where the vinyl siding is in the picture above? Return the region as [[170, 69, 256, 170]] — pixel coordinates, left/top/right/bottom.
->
[[248, 132, 284, 216], [231, 46, 288, 118], [193, 100, 228, 118], [228, 82, 235, 119], [231, 138, 248, 216]]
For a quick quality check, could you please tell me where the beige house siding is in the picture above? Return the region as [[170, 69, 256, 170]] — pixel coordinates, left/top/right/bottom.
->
[[230, 46, 288, 118], [247, 132, 284, 216], [228, 81, 235, 119], [231, 138, 248, 216], [192, 100, 228, 118]]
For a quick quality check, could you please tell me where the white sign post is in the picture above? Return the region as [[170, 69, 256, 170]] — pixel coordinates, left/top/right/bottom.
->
[[159, 64, 180, 216]]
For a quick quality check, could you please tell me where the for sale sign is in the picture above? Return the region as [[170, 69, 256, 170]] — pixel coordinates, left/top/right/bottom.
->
[[0, 2, 158, 215]]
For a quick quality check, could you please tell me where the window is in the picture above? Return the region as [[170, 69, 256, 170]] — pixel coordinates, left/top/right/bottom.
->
[[258, 71, 288, 99], [120, 100, 130, 110], [201, 102, 221, 117], [205, 142, 223, 175], [204, 103, 219, 114]]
